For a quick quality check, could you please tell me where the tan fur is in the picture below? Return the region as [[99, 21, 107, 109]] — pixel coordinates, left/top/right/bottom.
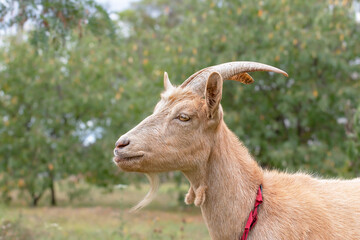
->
[[185, 186, 196, 204], [194, 185, 207, 207], [114, 72, 360, 240]]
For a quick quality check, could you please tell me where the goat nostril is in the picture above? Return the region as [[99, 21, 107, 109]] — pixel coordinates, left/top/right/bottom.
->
[[116, 137, 130, 148]]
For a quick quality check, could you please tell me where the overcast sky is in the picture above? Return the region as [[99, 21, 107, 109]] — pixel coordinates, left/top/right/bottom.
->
[[96, 0, 138, 12]]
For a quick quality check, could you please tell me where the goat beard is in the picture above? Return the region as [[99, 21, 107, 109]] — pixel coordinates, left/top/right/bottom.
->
[[130, 173, 160, 212]]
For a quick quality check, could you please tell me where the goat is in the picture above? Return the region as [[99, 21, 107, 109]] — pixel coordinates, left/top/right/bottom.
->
[[113, 61, 360, 240]]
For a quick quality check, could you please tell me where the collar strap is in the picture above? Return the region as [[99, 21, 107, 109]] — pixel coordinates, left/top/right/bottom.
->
[[240, 184, 263, 240]]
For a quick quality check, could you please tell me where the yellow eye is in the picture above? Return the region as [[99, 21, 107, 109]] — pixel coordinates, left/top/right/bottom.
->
[[178, 114, 190, 122]]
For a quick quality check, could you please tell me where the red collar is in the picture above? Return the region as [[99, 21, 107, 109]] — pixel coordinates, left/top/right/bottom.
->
[[240, 185, 263, 240]]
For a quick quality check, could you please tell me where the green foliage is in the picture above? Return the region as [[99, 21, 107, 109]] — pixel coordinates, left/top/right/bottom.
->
[[0, 34, 130, 204], [346, 104, 360, 175], [0, 0, 359, 205]]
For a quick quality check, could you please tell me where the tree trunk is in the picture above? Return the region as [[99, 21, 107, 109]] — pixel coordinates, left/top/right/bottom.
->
[[32, 197, 39, 207], [31, 192, 43, 207], [49, 171, 57, 206]]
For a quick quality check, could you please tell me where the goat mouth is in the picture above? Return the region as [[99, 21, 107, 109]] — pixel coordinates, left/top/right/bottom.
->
[[113, 154, 144, 163]]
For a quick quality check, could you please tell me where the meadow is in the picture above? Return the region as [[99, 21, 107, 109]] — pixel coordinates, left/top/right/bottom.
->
[[0, 183, 209, 240]]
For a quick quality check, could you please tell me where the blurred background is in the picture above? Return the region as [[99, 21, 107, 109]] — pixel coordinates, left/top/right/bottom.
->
[[0, 0, 359, 239]]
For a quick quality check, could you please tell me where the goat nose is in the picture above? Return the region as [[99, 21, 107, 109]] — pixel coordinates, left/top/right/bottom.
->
[[115, 137, 130, 148]]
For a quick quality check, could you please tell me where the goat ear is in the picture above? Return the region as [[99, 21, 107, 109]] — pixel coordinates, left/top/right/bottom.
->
[[164, 72, 174, 91], [205, 72, 223, 119]]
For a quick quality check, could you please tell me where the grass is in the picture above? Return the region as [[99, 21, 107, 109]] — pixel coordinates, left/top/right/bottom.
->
[[0, 182, 210, 240]]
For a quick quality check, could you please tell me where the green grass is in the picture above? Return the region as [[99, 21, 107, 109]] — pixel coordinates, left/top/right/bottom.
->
[[0, 183, 210, 240]]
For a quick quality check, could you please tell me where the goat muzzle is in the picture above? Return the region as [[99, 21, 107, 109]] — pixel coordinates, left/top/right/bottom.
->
[[115, 136, 130, 149]]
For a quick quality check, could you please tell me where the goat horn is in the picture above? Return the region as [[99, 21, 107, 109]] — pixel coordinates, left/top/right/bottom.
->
[[180, 61, 288, 95]]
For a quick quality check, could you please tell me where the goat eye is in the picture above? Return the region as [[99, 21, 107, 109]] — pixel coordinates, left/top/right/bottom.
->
[[178, 114, 190, 122]]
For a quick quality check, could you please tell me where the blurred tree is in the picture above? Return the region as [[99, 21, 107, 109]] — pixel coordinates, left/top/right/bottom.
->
[[0, 0, 119, 205], [346, 104, 360, 175], [0, 36, 119, 205]]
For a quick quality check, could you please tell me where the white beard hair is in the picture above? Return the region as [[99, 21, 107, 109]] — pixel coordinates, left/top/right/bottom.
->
[[130, 173, 160, 212]]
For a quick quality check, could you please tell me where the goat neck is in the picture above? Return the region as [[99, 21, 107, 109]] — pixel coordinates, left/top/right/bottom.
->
[[183, 120, 263, 240]]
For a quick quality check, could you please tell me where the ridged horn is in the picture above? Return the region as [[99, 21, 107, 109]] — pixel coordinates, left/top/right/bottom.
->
[[180, 61, 288, 95]]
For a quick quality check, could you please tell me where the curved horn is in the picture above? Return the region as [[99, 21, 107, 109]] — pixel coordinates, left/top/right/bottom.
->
[[180, 61, 288, 95]]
